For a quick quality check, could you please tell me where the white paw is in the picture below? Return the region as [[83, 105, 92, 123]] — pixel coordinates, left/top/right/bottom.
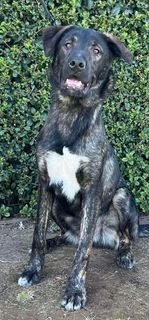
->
[[18, 276, 31, 288]]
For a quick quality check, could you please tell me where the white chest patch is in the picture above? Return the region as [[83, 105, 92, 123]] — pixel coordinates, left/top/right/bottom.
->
[[46, 147, 89, 201]]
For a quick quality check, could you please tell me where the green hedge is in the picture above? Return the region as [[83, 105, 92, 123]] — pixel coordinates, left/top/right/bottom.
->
[[0, 0, 148, 218]]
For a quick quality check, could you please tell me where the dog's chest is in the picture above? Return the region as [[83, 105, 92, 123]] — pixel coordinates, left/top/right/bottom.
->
[[46, 147, 89, 201]]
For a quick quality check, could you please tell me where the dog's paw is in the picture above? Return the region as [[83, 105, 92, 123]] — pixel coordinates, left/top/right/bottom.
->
[[61, 287, 86, 311], [116, 251, 135, 269], [18, 270, 40, 287]]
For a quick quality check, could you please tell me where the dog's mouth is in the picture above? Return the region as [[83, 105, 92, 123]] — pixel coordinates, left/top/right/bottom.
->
[[65, 78, 86, 90], [63, 77, 90, 96]]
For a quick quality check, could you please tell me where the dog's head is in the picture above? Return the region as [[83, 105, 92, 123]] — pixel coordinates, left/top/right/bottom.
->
[[43, 25, 133, 99]]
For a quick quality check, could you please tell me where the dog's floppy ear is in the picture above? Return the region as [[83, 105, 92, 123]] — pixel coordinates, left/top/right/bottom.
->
[[103, 33, 133, 63], [43, 25, 71, 57]]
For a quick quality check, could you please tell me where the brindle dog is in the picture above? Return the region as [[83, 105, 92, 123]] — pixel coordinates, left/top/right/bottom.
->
[[18, 26, 139, 311]]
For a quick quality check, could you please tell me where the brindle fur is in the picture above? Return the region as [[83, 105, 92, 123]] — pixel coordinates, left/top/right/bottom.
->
[[18, 26, 139, 311]]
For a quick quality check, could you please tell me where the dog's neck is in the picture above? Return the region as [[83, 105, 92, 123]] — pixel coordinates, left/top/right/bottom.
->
[[48, 94, 106, 154]]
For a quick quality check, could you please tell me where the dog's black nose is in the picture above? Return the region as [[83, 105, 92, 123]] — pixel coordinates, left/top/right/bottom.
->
[[69, 58, 86, 70]]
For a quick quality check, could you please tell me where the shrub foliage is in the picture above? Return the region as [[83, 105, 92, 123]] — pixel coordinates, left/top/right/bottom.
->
[[0, 0, 148, 217]]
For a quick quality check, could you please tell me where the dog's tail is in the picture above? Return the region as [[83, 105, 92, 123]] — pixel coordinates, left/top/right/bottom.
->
[[138, 224, 149, 238]]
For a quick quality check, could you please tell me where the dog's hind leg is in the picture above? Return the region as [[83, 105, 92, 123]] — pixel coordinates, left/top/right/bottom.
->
[[18, 181, 54, 287], [116, 236, 134, 269], [112, 187, 139, 269]]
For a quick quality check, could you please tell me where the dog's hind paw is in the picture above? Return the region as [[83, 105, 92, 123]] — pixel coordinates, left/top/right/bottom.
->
[[116, 251, 135, 269], [61, 287, 86, 311], [18, 270, 40, 287]]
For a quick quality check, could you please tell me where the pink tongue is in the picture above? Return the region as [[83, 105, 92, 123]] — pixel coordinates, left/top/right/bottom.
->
[[65, 78, 84, 89]]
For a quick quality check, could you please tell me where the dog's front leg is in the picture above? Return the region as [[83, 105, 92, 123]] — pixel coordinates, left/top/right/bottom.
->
[[61, 187, 99, 311], [18, 180, 54, 287]]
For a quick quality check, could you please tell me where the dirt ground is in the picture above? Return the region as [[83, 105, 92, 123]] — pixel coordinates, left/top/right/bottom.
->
[[0, 218, 149, 320]]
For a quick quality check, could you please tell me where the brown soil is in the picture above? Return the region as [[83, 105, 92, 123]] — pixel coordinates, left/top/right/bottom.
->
[[0, 218, 149, 320]]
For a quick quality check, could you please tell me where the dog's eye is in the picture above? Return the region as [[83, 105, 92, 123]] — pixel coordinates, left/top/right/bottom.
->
[[93, 47, 102, 55], [65, 42, 72, 49]]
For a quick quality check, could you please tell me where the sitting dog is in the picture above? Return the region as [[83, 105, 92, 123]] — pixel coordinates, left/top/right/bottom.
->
[[18, 25, 139, 311]]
